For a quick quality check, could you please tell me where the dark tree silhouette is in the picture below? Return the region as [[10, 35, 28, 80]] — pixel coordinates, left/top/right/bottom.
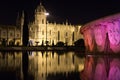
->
[[74, 39, 85, 47], [22, 11, 29, 46], [21, 0, 40, 46], [19, 1, 40, 80]]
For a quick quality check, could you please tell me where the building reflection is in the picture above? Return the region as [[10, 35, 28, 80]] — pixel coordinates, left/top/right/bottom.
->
[[81, 55, 120, 80], [1, 51, 120, 80], [0, 52, 23, 80], [0, 51, 84, 80], [28, 51, 85, 80]]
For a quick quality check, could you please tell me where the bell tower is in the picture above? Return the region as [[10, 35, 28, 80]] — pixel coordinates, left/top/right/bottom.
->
[[35, 3, 47, 24]]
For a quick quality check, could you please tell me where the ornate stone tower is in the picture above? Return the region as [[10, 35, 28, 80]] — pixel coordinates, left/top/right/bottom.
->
[[35, 3, 47, 24], [28, 3, 48, 45]]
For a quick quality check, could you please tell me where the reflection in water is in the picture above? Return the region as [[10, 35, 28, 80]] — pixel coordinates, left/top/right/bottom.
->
[[0, 51, 22, 80], [1, 51, 120, 80], [81, 55, 120, 80], [22, 51, 29, 80], [28, 51, 84, 80], [0, 51, 84, 80]]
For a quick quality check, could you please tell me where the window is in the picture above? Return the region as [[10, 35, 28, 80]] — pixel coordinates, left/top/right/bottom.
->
[[50, 30, 51, 35], [42, 19, 44, 24], [42, 30, 44, 35], [50, 38, 51, 44], [72, 32, 74, 42], [58, 31, 60, 41], [10, 32, 13, 37], [30, 27, 33, 31], [17, 34, 19, 37], [66, 32, 68, 36], [3, 32, 6, 36]]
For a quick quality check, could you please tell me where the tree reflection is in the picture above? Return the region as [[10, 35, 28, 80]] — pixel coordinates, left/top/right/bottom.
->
[[22, 51, 29, 80]]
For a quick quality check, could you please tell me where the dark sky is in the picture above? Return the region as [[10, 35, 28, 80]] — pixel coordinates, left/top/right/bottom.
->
[[0, 0, 120, 25]]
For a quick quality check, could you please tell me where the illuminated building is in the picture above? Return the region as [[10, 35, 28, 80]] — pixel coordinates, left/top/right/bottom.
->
[[0, 3, 83, 46]]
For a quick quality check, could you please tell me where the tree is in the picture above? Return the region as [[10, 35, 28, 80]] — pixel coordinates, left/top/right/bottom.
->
[[22, 10, 29, 46], [74, 39, 85, 47], [21, 0, 40, 46], [56, 41, 64, 46]]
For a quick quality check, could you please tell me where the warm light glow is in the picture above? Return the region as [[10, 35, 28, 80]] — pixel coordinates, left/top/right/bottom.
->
[[44, 12, 49, 16]]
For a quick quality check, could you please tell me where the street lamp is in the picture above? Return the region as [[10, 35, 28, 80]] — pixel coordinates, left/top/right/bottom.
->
[[45, 12, 49, 46]]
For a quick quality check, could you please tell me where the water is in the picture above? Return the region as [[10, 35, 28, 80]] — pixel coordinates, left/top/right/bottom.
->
[[0, 51, 120, 80], [0, 51, 84, 80], [81, 54, 120, 80]]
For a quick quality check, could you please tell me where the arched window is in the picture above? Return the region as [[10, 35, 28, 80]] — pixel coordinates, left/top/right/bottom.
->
[[66, 32, 68, 36], [42, 30, 44, 35], [72, 32, 74, 42], [42, 19, 44, 24], [50, 30, 51, 35], [58, 31, 60, 41]]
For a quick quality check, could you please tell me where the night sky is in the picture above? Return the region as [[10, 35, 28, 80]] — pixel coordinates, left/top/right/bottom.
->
[[0, 0, 120, 25]]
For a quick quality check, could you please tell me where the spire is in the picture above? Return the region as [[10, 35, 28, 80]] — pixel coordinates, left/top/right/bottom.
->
[[66, 19, 68, 25], [16, 11, 22, 26], [21, 11, 24, 26], [21, 11, 24, 19], [40, 2, 42, 6], [16, 11, 24, 27], [36, 2, 46, 13]]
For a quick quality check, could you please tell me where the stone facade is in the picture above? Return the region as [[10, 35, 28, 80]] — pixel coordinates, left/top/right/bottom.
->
[[0, 3, 83, 46], [28, 3, 83, 46], [0, 25, 22, 46]]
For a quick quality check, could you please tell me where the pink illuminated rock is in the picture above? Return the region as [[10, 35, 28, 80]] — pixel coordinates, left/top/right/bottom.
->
[[81, 56, 95, 80], [108, 59, 120, 80], [94, 58, 107, 80], [81, 56, 120, 80], [81, 13, 120, 53]]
